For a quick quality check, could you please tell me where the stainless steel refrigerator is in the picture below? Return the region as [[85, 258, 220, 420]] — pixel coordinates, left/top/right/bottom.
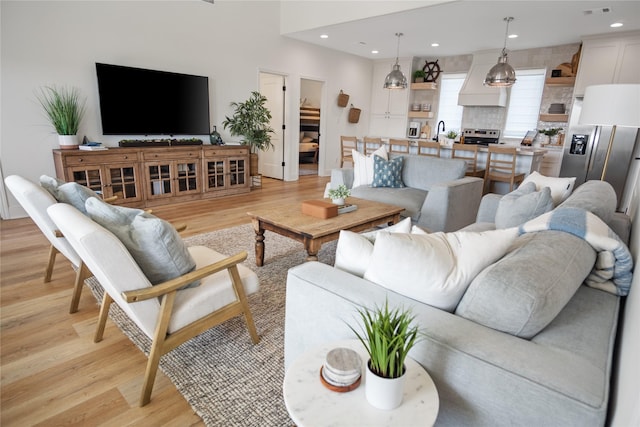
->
[[559, 97, 639, 210]]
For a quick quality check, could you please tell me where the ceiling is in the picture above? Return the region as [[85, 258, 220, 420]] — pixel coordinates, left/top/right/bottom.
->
[[283, 1, 640, 60]]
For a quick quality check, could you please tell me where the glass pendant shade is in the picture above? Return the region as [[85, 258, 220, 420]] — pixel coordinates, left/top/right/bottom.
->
[[384, 33, 408, 89], [384, 63, 408, 89], [484, 50, 517, 86]]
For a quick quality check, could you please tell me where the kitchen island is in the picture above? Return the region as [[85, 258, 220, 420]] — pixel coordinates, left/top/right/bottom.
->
[[367, 138, 545, 194]]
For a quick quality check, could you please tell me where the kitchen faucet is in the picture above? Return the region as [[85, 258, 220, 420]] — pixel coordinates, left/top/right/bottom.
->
[[434, 121, 445, 141]]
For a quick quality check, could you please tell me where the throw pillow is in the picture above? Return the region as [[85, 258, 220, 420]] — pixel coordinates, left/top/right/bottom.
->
[[494, 182, 553, 229], [334, 217, 412, 277], [521, 171, 576, 206], [39, 175, 65, 199], [371, 155, 404, 188], [44, 179, 102, 215], [85, 197, 198, 288], [363, 228, 518, 312], [352, 145, 388, 188]]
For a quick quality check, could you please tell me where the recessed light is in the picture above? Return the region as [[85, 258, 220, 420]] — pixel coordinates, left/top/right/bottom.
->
[[508, 34, 518, 39], [431, 43, 439, 47], [610, 22, 623, 28], [320, 34, 329, 39], [371, 50, 379, 54]]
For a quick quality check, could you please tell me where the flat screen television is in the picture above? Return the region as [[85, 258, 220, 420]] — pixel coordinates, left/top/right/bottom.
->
[[95, 62, 210, 135]]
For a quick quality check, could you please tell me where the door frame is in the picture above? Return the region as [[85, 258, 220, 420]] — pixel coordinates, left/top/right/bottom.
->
[[299, 75, 327, 179]]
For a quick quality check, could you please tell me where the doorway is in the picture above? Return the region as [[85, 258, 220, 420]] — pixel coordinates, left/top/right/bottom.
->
[[259, 72, 285, 180], [299, 79, 324, 177]]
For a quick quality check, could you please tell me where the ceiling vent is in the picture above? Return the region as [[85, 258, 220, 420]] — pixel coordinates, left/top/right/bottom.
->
[[583, 7, 611, 15]]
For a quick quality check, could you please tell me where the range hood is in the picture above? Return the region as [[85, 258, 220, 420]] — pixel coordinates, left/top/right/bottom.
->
[[458, 50, 508, 107]]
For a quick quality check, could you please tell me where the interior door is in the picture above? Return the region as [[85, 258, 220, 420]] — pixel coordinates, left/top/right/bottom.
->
[[259, 72, 285, 180]]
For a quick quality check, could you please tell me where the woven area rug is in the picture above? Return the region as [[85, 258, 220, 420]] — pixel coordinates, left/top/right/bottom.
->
[[86, 223, 337, 426]]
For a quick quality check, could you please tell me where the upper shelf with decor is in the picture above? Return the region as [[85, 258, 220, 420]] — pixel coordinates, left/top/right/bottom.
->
[[544, 77, 576, 87]]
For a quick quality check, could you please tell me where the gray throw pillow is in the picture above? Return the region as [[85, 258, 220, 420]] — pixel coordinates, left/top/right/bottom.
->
[[494, 182, 553, 229], [85, 197, 198, 288], [40, 175, 101, 215]]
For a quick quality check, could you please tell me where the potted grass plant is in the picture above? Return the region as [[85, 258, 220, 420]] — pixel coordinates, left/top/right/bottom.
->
[[222, 91, 275, 176], [36, 86, 86, 150], [349, 300, 420, 410]]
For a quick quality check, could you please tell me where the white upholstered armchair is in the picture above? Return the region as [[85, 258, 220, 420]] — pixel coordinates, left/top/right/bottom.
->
[[47, 202, 260, 406]]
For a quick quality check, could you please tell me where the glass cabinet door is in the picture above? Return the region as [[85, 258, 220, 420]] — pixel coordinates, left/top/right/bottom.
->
[[146, 163, 172, 198], [228, 157, 247, 188], [70, 166, 104, 195], [205, 159, 226, 190], [175, 160, 200, 195], [106, 164, 141, 202]]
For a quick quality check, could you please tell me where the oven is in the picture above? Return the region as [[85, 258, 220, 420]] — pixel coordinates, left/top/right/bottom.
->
[[462, 128, 501, 145]]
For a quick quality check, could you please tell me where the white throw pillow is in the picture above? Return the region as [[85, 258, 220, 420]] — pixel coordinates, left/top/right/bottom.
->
[[363, 228, 518, 312], [522, 171, 576, 206], [352, 145, 388, 188], [334, 218, 412, 277]]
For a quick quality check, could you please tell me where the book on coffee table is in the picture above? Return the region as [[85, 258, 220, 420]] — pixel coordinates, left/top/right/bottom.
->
[[337, 204, 357, 214]]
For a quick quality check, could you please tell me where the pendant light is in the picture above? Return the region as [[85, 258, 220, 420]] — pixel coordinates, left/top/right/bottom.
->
[[484, 17, 517, 87], [384, 33, 408, 89]]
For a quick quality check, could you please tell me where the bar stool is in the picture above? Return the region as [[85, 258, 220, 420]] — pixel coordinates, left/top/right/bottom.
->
[[417, 140, 441, 158], [451, 143, 484, 177], [363, 137, 382, 155], [484, 145, 525, 193], [340, 136, 357, 167], [388, 139, 411, 154]]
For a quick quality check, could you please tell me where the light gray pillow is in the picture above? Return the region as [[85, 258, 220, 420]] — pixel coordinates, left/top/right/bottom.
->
[[494, 182, 553, 229], [456, 231, 596, 338], [41, 175, 101, 215], [85, 197, 197, 287], [39, 175, 65, 199]]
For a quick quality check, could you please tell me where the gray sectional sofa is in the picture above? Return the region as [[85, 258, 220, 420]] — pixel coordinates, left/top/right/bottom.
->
[[328, 154, 484, 232], [284, 181, 633, 426]]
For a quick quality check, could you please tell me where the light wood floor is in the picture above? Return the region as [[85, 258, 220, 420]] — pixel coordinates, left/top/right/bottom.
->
[[0, 175, 329, 426]]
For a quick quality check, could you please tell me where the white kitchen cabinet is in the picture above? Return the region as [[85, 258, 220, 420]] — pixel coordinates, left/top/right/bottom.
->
[[369, 59, 410, 137], [574, 31, 640, 97]]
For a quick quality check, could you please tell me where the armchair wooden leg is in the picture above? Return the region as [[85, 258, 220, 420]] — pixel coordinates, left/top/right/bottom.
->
[[140, 291, 176, 406], [69, 262, 91, 314], [44, 245, 58, 283], [94, 292, 113, 343], [229, 265, 260, 344]]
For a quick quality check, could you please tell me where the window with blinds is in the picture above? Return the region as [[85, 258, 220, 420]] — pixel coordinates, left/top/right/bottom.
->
[[504, 69, 546, 138], [436, 73, 466, 134]]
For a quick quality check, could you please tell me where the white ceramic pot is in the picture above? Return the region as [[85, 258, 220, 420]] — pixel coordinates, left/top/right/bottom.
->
[[58, 134, 79, 150], [365, 362, 406, 410], [331, 197, 345, 206]]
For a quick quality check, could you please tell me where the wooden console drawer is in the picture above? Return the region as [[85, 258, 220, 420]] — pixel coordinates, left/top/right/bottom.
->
[[204, 147, 248, 157], [142, 150, 201, 161], [64, 153, 138, 165]]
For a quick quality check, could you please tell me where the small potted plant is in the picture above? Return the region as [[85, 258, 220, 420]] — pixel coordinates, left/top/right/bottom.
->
[[222, 91, 275, 176], [413, 70, 426, 83], [444, 130, 458, 146], [36, 85, 86, 150], [538, 127, 563, 145], [327, 184, 350, 205], [349, 300, 420, 410]]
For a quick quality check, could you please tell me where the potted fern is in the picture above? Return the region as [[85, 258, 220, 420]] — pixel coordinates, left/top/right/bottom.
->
[[349, 300, 420, 410], [222, 91, 275, 176], [36, 86, 86, 150]]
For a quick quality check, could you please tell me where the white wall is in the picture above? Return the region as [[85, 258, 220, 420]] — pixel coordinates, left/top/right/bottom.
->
[[0, 0, 373, 218]]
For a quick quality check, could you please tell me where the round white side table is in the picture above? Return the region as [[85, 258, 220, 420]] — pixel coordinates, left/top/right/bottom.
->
[[283, 340, 439, 426]]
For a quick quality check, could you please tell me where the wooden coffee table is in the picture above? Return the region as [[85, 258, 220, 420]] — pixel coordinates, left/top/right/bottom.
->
[[247, 197, 404, 266]]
